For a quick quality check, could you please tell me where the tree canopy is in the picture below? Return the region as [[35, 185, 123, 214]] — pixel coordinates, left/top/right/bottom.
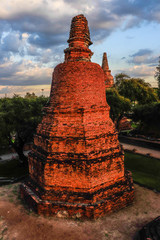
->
[[115, 75, 158, 105], [25, 92, 37, 98], [0, 95, 48, 165], [106, 88, 131, 130], [114, 73, 130, 87], [132, 103, 160, 137]]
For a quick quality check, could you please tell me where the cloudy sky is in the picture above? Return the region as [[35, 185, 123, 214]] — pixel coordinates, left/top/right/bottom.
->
[[0, 0, 160, 97]]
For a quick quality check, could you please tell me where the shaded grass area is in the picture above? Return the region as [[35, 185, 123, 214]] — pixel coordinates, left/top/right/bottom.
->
[[0, 158, 28, 178], [124, 152, 160, 191]]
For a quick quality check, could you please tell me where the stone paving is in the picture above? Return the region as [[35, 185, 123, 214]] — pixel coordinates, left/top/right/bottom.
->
[[121, 143, 160, 159], [0, 151, 30, 163]]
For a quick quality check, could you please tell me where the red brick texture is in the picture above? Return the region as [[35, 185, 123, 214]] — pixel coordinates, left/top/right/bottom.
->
[[64, 14, 93, 62], [102, 52, 114, 88], [20, 14, 134, 219], [119, 117, 132, 131]]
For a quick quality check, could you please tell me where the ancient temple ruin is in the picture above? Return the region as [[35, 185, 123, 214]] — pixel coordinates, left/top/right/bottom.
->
[[102, 52, 114, 88], [20, 14, 134, 219]]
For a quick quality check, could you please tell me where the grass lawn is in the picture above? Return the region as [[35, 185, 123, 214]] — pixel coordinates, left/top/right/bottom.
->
[[0, 158, 28, 178], [124, 152, 160, 191]]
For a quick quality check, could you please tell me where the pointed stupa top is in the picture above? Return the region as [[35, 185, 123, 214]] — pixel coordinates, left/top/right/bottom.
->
[[102, 52, 109, 71], [102, 52, 114, 88], [64, 14, 93, 62], [68, 14, 92, 47]]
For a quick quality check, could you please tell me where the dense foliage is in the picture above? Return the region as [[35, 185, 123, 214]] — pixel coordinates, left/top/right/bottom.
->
[[114, 73, 130, 87], [107, 73, 159, 134], [115, 76, 158, 105], [0, 95, 49, 165], [106, 88, 131, 130], [132, 103, 160, 137]]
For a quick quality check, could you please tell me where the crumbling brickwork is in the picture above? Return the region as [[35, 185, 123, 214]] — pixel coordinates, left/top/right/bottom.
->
[[102, 52, 114, 88], [20, 14, 134, 219]]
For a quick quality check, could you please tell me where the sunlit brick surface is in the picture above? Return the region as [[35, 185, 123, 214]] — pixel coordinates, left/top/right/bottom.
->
[[20, 14, 134, 219]]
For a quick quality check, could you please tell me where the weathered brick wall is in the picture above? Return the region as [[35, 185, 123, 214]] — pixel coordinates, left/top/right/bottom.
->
[[64, 14, 93, 62], [50, 62, 108, 108], [29, 61, 124, 191], [21, 14, 134, 219]]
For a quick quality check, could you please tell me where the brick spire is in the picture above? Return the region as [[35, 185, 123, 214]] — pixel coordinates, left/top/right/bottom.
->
[[102, 52, 109, 71], [102, 52, 114, 88], [64, 14, 93, 62], [20, 15, 134, 219]]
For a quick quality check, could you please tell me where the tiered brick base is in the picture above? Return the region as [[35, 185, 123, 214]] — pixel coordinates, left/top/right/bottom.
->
[[20, 170, 133, 219], [20, 62, 134, 218], [20, 15, 134, 218]]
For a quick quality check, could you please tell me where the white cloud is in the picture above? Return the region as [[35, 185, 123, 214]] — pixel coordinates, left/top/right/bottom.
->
[[0, 0, 160, 95], [114, 63, 158, 87], [0, 59, 53, 86], [127, 64, 155, 77], [0, 85, 51, 97]]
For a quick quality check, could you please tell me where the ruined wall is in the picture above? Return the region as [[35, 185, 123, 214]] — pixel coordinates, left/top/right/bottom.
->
[[20, 14, 134, 219]]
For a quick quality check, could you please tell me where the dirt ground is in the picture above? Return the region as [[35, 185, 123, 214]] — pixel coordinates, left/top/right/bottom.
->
[[0, 183, 160, 240]]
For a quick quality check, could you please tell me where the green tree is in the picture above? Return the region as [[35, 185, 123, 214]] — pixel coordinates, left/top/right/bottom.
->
[[154, 56, 160, 98], [25, 92, 37, 98], [132, 103, 160, 137], [116, 77, 158, 105], [114, 73, 130, 87], [0, 95, 48, 166], [106, 88, 131, 131]]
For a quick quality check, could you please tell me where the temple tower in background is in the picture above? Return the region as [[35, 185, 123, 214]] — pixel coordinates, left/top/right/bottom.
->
[[102, 52, 114, 88]]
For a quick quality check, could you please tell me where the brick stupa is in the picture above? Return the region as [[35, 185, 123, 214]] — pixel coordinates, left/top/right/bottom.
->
[[20, 14, 134, 219], [102, 52, 114, 88]]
